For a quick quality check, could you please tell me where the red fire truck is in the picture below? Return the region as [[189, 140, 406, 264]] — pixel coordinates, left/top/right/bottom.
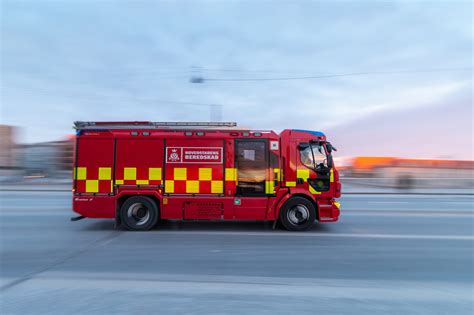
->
[[72, 121, 341, 231]]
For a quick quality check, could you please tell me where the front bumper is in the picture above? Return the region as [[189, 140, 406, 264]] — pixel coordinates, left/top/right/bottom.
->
[[318, 199, 340, 222]]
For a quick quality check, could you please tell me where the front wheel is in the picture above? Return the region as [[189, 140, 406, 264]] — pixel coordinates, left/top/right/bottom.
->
[[120, 196, 159, 231], [279, 197, 316, 231]]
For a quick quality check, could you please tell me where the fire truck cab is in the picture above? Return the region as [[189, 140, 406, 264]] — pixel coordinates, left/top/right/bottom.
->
[[72, 121, 341, 231]]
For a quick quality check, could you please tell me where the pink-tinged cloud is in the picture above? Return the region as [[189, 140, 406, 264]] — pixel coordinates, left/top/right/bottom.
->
[[326, 96, 473, 160]]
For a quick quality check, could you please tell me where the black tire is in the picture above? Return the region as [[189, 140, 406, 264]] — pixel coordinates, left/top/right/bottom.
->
[[279, 197, 316, 231], [120, 196, 159, 231]]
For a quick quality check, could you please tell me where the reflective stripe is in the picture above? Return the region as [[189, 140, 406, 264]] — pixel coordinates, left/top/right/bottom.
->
[[211, 181, 223, 193], [296, 169, 310, 180], [286, 181, 296, 187], [74, 167, 112, 193], [165, 180, 174, 193], [265, 181, 275, 194], [186, 180, 200, 193], [98, 167, 111, 180], [86, 180, 98, 193], [77, 166, 166, 192], [163, 167, 226, 194], [199, 168, 212, 180], [75, 167, 87, 180], [225, 168, 237, 181], [115, 167, 228, 193], [115, 167, 163, 186], [174, 168, 187, 180], [149, 168, 162, 180], [309, 186, 321, 194], [273, 168, 281, 180], [330, 169, 334, 182], [124, 168, 136, 180]]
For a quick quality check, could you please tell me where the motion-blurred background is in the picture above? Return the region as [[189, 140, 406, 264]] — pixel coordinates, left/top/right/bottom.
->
[[1, 2, 473, 314], [1, 1, 472, 192]]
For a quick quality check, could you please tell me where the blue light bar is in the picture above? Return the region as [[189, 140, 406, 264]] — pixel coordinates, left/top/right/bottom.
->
[[292, 129, 326, 137]]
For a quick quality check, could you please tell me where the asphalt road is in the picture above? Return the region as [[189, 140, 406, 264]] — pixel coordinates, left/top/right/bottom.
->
[[0, 191, 473, 314]]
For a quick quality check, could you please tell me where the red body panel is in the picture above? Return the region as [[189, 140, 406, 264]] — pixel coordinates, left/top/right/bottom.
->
[[72, 125, 341, 223], [73, 195, 116, 218], [115, 138, 164, 186], [164, 139, 224, 195], [74, 136, 114, 194]]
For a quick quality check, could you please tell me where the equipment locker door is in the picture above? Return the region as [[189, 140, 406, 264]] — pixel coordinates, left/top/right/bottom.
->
[[74, 137, 115, 195], [163, 139, 227, 220], [234, 139, 269, 220], [115, 139, 164, 187]]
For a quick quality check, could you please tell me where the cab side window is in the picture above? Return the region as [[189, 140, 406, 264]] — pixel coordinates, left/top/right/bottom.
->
[[300, 144, 328, 170]]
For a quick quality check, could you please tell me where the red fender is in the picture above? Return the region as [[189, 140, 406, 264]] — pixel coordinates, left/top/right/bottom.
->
[[116, 189, 163, 211], [274, 188, 317, 219]]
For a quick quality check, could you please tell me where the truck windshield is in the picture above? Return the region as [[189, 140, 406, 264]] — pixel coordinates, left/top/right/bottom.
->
[[300, 144, 327, 170]]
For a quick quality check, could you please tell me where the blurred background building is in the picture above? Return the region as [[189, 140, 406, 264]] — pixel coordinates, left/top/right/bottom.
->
[[346, 157, 474, 189], [0, 124, 74, 182], [19, 136, 74, 178], [0, 125, 21, 180], [1, 123, 472, 190], [0, 125, 17, 168]]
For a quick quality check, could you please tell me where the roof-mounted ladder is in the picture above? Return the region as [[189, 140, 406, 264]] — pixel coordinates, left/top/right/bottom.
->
[[74, 121, 238, 130]]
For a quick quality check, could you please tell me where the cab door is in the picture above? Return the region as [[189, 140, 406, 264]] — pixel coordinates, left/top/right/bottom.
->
[[233, 139, 270, 220]]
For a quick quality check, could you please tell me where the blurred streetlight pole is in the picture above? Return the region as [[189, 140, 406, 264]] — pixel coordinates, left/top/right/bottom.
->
[[189, 74, 222, 122], [210, 104, 222, 122]]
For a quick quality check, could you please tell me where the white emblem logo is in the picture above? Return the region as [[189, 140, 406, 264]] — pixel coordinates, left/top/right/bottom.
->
[[169, 149, 180, 162]]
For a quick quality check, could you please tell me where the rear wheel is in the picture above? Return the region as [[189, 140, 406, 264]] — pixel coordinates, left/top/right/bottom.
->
[[120, 196, 159, 231], [279, 197, 316, 231]]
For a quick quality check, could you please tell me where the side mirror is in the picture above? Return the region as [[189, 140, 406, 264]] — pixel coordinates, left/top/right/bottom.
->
[[326, 143, 333, 153], [326, 142, 337, 153]]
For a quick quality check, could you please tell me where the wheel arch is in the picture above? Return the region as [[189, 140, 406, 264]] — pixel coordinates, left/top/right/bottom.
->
[[276, 192, 319, 221]]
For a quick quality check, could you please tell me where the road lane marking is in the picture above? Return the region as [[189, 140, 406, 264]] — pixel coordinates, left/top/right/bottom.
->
[[4, 275, 472, 303], [368, 201, 409, 204], [147, 231, 474, 240], [342, 208, 474, 213], [0, 231, 121, 292]]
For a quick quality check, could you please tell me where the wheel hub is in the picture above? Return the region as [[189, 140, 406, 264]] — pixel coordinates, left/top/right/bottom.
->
[[287, 205, 309, 225], [127, 203, 150, 226]]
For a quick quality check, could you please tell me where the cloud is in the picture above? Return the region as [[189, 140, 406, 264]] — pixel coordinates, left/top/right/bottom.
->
[[327, 94, 473, 160], [1, 1, 472, 147]]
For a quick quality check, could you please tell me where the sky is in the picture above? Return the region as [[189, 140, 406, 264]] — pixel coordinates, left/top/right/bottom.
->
[[1, 1, 472, 159]]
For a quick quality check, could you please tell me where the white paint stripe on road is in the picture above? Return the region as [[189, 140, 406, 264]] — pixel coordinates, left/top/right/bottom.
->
[[150, 231, 474, 240], [446, 201, 474, 205], [368, 201, 409, 204], [343, 208, 474, 213], [4, 275, 472, 302], [366, 200, 473, 205]]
